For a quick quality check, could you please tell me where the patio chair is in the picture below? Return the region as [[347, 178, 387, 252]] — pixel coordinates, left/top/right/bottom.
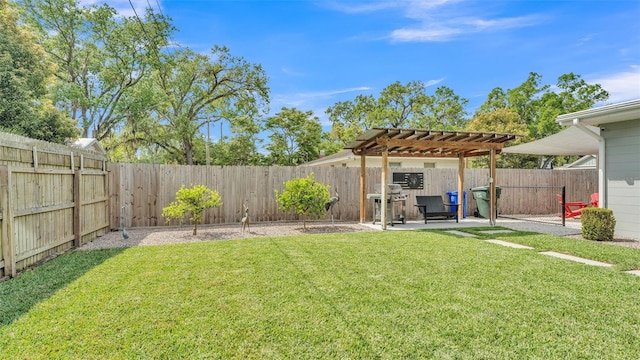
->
[[556, 194, 587, 219], [590, 192, 599, 207], [415, 195, 458, 224]]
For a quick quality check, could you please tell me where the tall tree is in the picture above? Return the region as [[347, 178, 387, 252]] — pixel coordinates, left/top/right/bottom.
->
[[265, 108, 322, 166], [534, 73, 609, 138], [21, 0, 172, 139], [0, 0, 77, 142], [373, 80, 432, 128], [423, 86, 469, 130], [465, 108, 535, 168], [474, 72, 609, 168], [326, 81, 468, 145], [326, 94, 376, 145], [144, 46, 268, 165]]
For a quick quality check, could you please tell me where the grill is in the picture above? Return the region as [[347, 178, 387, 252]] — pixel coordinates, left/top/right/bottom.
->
[[366, 184, 407, 226]]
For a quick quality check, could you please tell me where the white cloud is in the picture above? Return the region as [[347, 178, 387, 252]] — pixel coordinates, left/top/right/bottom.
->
[[590, 66, 640, 103], [390, 13, 542, 42], [329, 0, 544, 43], [272, 86, 373, 111], [390, 27, 461, 42], [425, 78, 445, 87]]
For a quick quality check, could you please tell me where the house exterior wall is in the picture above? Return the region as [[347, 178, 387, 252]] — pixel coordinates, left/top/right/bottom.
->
[[603, 119, 640, 239]]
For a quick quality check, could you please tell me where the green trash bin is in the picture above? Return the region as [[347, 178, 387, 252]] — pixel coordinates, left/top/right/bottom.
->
[[471, 186, 501, 218]]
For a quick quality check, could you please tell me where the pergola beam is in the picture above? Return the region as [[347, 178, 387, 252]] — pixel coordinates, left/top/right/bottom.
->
[[377, 138, 504, 151], [347, 128, 519, 228]]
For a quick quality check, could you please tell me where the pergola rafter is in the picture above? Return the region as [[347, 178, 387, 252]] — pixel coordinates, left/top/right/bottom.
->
[[345, 128, 520, 229]]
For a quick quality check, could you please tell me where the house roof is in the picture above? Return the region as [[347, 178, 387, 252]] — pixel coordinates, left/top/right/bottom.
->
[[344, 128, 519, 158], [502, 125, 600, 155], [502, 99, 640, 156], [300, 150, 356, 167], [71, 138, 107, 155], [556, 98, 640, 126]]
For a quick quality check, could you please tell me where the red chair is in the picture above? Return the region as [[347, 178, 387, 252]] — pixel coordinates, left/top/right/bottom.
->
[[556, 194, 587, 218], [590, 193, 599, 207]]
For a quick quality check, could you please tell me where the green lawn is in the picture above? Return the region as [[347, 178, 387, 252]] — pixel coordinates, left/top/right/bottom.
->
[[1, 231, 639, 359]]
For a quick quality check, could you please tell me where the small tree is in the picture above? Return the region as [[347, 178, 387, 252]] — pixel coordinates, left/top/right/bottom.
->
[[274, 173, 330, 230], [162, 185, 222, 235]]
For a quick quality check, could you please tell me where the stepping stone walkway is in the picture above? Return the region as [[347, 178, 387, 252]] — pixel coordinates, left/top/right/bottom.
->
[[483, 239, 640, 277], [478, 230, 515, 235], [484, 239, 534, 249], [457, 234, 640, 277], [539, 251, 613, 267], [445, 230, 478, 237]]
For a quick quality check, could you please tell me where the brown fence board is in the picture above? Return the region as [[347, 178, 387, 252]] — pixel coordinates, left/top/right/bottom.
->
[[0, 132, 109, 277], [109, 164, 597, 229]]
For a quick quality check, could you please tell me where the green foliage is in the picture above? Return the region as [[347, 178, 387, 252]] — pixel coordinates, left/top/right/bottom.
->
[[145, 46, 269, 165], [465, 107, 537, 168], [326, 81, 468, 145], [474, 72, 609, 169], [274, 173, 330, 229], [21, 0, 173, 139], [162, 185, 222, 235], [0, 0, 78, 143], [265, 108, 322, 166], [581, 208, 616, 241]]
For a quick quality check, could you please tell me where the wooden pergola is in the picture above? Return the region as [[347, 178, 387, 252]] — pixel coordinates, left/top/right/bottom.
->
[[344, 128, 520, 229]]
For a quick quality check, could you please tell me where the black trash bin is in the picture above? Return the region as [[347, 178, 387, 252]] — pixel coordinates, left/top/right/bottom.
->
[[471, 186, 501, 218]]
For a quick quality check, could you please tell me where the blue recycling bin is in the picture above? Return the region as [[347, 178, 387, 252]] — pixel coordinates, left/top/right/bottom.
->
[[446, 191, 467, 218]]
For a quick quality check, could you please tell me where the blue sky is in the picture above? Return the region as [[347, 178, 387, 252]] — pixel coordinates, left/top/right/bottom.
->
[[104, 0, 639, 132]]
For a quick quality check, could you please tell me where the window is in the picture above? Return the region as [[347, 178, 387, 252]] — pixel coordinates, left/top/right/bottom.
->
[[389, 162, 402, 167], [423, 162, 435, 168]]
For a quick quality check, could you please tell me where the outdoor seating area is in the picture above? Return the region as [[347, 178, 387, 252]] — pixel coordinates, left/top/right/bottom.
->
[[557, 194, 587, 218], [415, 195, 459, 224], [556, 193, 599, 219], [590, 192, 599, 207]]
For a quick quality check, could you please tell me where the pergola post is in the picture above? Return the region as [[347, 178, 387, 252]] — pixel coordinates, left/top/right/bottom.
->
[[489, 148, 497, 226], [360, 155, 366, 223], [381, 148, 388, 230], [346, 128, 517, 229], [457, 153, 464, 220]]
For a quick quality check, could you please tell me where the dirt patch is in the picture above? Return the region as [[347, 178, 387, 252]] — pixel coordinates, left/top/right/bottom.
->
[[79, 221, 375, 250]]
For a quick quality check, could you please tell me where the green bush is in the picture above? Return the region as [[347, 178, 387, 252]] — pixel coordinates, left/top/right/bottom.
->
[[162, 185, 223, 235], [581, 208, 616, 241], [274, 173, 330, 230]]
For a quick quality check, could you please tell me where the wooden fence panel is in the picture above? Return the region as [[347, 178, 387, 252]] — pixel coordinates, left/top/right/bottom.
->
[[109, 163, 597, 229], [0, 132, 109, 277]]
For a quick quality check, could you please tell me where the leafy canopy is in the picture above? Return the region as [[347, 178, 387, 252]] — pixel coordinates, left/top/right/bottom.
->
[[274, 173, 330, 230], [0, 0, 78, 143], [162, 185, 222, 235], [265, 107, 322, 166], [326, 81, 469, 146]]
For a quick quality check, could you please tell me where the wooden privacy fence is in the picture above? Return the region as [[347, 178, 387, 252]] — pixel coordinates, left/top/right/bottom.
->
[[110, 163, 597, 229], [0, 133, 109, 277]]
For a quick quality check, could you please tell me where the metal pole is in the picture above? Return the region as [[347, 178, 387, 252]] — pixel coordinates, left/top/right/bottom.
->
[[561, 185, 566, 227], [206, 115, 210, 166]]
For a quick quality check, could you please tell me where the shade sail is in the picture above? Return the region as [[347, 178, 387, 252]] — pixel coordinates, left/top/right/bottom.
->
[[502, 125, 599, 155]]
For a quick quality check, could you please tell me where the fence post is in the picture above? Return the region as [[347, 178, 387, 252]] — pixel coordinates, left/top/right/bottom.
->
[[0, 165, 16, 277], [74, 168, 83, 248]]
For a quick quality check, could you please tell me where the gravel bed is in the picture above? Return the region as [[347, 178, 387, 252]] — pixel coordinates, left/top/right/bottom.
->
[[79, 221, 374, 250], [79, 219, 640, 250]]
